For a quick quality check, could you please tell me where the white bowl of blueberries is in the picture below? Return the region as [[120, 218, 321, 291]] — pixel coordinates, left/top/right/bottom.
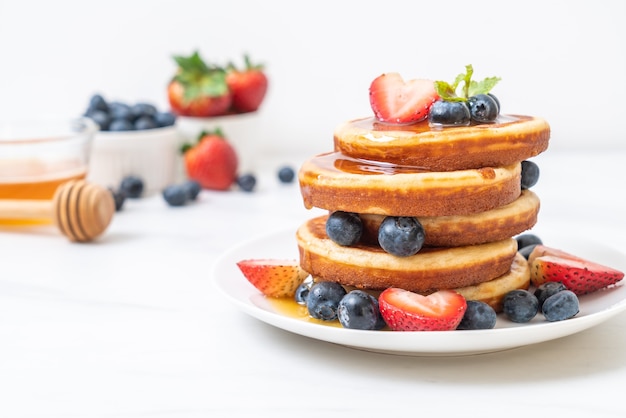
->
[[84, 94, 184, 195]]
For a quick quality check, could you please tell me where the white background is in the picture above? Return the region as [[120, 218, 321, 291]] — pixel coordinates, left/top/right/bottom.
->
[[1, 0, 625, 158]]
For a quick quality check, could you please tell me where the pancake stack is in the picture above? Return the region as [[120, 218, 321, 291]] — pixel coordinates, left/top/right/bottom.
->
[[296, 114, 550, 312]]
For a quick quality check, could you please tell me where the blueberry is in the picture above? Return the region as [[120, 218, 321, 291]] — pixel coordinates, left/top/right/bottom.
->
[[236, 173, 257, 192], [515, 233, 542, 250], [108, 102, 134, 122], [488, 93, 501, 113], [428, 100, 471, 127], [162, 184, 188, 206], [326, 211, 362, 246], [181, 180, 201, 200], [502, 289, 539, 323], [134, 115, 158, 130], [108, 187, 126, 211], [337, 290, 386, 330], [519, 244, 538, 260], [295, 281, 312, 305], [521, 160, 540, 189], [277, 166, 295, 183], [468, 93, 499, 123], [88, 110, 111, 131], [534, 281, 567, 307], [542, 290, 579, 322], [88, 94, 109, 113], [306, 281, 347, 321], [109, 119, 135, 132], [131, 102, 157, 119], [154, 111, 176, 127], [457, 300, 497, 330], [119, 175, 144, 198], [378, 216, 425, 257]]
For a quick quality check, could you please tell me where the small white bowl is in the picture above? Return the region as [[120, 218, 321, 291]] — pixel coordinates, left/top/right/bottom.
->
[[175, 112, 262, 172], [87, 126, 184, 195]]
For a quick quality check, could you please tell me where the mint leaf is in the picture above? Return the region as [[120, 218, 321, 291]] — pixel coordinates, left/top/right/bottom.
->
[[468, 76, 501, 96], [435, 64, 500, 101]]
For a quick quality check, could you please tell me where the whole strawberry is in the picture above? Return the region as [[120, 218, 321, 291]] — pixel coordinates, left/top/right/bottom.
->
[[226, 54, 268, 113], [182, 129, 238, 191], [529, 245, 624, 295], [168, 51, 232, 117]]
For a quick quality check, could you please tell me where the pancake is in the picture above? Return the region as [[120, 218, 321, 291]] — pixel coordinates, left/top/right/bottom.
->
[[299, 152, 521, 217], [333, 114, 550, 171], [358, 189, 540, 247], [296, 216, 518, 294], [340, 253, 531, 313]]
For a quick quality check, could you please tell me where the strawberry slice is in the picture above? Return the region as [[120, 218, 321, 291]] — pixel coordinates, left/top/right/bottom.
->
[[369, 73, 439, 125], [237, 259, 309, 298], [378, 288, 467, 331], [529, 245, 625, 295]]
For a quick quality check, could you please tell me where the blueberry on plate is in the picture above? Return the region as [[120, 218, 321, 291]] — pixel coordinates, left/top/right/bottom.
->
[[326, 211, 362, 246], [515, 233, 542, 250], [306, 281, 347, 321], [542, 290, 579, 322], [457, 300, 497, 330], [534, 281, 567, 307], [502, 289, 539, 323], [378, 216, 425, 257], [294, 281, 313, 305], [337, 290, 386, 330]]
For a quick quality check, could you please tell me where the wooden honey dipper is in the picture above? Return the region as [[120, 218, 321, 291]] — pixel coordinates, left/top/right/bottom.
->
[[0, 180, 115, 242]]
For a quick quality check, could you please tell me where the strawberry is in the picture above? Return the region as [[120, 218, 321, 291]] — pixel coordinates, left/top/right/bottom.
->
[[529, 245, 625, 295], [369, 73, 439, 124], [167, 51, 232, 117], [182, 129, 238, 191], [226, 54, 268, 113], [237, 259, 309, 298], [378, 288, 467, 331]]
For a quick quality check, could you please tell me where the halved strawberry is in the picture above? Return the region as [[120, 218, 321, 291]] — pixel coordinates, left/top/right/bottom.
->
[[378, 288, 467, 331], [529, 245, 625, 295], [369, 73, 439, 125], [237, 259, 309, 298]]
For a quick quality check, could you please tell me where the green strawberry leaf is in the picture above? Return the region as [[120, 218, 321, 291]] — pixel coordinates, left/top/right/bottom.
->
[[173, 51, 229, 102]]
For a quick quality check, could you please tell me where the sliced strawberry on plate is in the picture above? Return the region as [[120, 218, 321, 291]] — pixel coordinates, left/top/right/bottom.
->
[[237, 259, 310, 298], [528, 245, 624, 295], [369, 73, 439, 125], [378, 288, 467, 331]]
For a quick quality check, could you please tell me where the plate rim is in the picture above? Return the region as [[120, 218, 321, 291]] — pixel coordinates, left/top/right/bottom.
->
[[211, 227, 626, 356]]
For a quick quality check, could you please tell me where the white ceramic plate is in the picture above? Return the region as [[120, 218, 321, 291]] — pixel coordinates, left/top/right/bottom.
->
[[212, 228, 626, 356]]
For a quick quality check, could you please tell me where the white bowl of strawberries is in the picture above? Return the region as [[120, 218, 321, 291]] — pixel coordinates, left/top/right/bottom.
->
[[168, 51, 268, 172]]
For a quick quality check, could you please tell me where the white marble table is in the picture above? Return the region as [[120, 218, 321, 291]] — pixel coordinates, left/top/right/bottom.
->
[[0, 150, 625, 418]]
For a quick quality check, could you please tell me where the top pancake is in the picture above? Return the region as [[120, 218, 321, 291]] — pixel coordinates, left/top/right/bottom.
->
[[333, 114, 550, 171]]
